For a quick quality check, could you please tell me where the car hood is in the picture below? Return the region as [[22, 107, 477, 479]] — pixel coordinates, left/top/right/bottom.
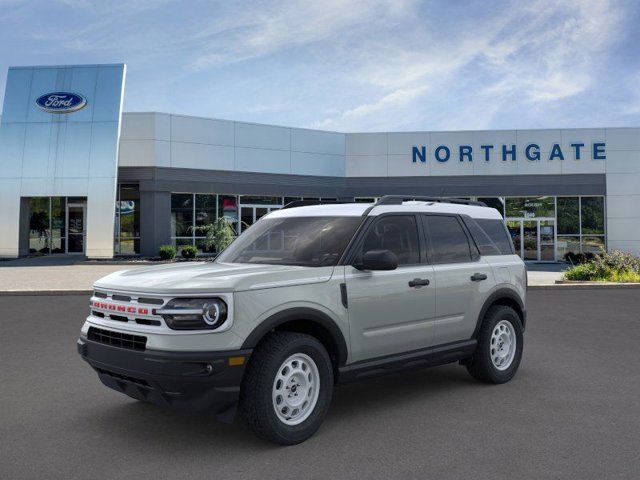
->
[[93, 262, 335, 294]]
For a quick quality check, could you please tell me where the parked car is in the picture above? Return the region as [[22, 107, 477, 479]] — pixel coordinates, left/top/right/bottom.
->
[[78, 196, 527, 445]]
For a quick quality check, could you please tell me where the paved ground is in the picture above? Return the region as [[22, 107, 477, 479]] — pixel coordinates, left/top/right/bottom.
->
[[0, 256, 565, 292], [1, 289, 638, 480], [0, 256, 146, 293]]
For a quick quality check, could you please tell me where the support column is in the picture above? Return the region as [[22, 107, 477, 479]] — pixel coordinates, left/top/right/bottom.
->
[[139, 188, 171, 257]]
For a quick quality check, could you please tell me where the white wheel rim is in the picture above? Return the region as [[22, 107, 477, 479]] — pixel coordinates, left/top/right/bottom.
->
[[490, 320, 517, 371], [272, 353, 320, 426]]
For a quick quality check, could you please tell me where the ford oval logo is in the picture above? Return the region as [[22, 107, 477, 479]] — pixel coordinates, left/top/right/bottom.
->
[[35, 92, 87, 113]]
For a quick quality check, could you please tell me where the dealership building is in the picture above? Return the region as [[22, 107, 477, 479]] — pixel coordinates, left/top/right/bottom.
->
[[1, 63, 639, 261]]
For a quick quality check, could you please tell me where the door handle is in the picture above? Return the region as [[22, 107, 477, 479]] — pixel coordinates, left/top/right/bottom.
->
[[408, 278, 430, 288], [470, 273, 488, 282]]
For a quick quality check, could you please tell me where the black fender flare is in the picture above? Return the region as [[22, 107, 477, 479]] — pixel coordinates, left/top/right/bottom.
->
[[241, 307, 349, 367], [473, 288, 526, 338]]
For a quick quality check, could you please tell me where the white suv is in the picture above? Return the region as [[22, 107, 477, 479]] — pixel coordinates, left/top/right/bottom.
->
[[78, 196, 527, 445]]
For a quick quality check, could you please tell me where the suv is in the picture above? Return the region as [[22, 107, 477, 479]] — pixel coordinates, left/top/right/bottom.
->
[[78, 196, 526, 445]]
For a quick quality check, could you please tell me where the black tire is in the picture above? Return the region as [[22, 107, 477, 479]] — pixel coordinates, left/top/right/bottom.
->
[[466, 305, 523, 384], [239, 331, 333, 445]]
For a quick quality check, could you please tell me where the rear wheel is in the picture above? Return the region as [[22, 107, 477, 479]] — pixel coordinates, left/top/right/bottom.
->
[[466, 305, 523, 383], [239, 331, 333, 445]]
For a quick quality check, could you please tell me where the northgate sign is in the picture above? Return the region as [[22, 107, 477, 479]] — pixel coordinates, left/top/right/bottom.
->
[[412, 142, 606, 163]]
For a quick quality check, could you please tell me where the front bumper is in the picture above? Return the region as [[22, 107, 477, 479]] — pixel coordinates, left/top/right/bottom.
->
[[77, 338, 252, 422]]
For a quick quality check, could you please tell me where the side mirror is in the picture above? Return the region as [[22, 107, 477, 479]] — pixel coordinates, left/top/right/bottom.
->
[[355, 249, 398, 271]]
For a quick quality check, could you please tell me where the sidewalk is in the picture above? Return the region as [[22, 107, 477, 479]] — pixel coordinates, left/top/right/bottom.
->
[[0, 256, 567, 294], [0, 256, 145, 294]]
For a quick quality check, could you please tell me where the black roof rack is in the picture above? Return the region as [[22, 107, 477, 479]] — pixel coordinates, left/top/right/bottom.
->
[[373, 195, 486, 207], [282, 200, 352, 209]]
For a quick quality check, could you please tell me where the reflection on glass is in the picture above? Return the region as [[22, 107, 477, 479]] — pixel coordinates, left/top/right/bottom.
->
[[171, 194, 193, 237], [219, 195, 238, 233], [539, 220, 555, 261], [506, 197, 555, 218], [581, 197, 605, 234], [557, 236, 580, 259], [582, 236, 605, 253], [523, 221, 538, 260], [195, 194, 216, 227], [506, 220, 522, 258], [557, 197, 579, 234]]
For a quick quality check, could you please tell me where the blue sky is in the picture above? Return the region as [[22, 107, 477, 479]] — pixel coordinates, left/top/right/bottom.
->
[[1, 0, 639, 131]]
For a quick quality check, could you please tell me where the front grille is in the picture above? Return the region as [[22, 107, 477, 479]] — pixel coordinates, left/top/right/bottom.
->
[[88, 327, 147, 351]]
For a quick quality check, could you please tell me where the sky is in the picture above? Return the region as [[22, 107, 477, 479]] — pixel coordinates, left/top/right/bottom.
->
[[0, 0, 639, 132]]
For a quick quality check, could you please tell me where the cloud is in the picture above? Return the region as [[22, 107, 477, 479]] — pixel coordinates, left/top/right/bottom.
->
[[314, 0, 627, 131]]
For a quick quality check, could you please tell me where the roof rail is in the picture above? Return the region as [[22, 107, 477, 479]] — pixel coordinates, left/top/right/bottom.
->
[[282, 200, 352, 209], [373, 195, 487, 207]]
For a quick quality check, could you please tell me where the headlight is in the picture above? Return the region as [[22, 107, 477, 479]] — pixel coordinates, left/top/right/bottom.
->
[[157, 298, 228, 330]]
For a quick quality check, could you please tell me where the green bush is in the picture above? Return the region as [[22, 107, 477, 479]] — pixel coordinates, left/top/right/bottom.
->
[[158, 245, 177, 260], [181, 245, 198, 259], [563, 250, 640, 282]]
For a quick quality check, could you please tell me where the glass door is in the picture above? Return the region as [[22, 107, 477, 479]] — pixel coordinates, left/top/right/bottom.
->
[[506, 220, 522, 258], [539, 220, 556, 261], [238, 204, 282, 233], [523, 220, 538, 260], [506, 218, 556, 261], [66, 203, 86, 254]]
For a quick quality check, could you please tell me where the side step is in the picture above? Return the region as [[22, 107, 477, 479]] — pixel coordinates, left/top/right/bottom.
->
[[337, 339, 477, 383]]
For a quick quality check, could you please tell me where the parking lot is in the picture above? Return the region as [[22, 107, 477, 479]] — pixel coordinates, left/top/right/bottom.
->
[[1, 289, 639, 480]]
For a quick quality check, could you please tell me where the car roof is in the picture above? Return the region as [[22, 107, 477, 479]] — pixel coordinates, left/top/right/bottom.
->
[[267, 201, 503, 220]]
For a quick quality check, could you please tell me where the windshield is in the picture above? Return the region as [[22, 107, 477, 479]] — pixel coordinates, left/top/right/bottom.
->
[[216, 216, 363, 267]]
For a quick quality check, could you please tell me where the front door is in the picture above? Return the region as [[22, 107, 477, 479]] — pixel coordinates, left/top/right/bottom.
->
[[506, 218, 556, 261], [345, 214, 436, 363], [66, 203, 85, 254]]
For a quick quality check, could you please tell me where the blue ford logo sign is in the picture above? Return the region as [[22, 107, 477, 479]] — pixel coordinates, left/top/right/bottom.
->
[[35, 92, 87, 113]]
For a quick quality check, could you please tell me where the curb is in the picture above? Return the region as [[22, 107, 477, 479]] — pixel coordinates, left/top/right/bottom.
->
[[0, 289, 93, 296], [529, 283, 640, 290]]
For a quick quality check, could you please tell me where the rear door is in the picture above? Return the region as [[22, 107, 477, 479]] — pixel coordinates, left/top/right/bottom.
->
[[422, 215, 493, 345], [345, 214, 436, 363]]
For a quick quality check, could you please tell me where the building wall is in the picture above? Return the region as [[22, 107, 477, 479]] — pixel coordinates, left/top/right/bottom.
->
[[119, 119, 640, 256], [119, 113, 345, 177], [0, 64, 126, 258]]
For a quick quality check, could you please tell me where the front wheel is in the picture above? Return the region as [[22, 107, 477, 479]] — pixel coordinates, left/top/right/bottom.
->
[[239, 331, 333, 445], [466, 305, 523, 384]]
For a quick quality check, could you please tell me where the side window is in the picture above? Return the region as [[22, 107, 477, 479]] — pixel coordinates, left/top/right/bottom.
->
[[476, 218, 515, 255], [360, 215, 420, 265], [461, 217, 500, 256], [423, 215, 472, 264]]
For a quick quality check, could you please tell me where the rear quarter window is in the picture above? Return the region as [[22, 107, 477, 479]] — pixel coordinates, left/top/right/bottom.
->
[[473, 218, 515, 255]]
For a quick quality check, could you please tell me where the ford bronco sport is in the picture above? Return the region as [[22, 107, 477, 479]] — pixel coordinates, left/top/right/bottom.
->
[[78, 196, 526, 445]]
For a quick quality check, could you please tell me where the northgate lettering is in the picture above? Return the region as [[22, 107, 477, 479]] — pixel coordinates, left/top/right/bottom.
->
[[411, 143, 606, 163]]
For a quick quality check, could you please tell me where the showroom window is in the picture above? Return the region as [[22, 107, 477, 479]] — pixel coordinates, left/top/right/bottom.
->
[[114, 184, 140, 255]]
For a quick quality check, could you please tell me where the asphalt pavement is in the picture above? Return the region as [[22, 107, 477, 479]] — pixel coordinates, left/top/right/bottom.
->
[[1, 289, 639, 480]]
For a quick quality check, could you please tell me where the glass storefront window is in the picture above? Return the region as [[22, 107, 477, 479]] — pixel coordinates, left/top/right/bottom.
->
[[557, 236, 581, 259], [581, 197, 605, 234], [218, 195, 239, 234], [171, 193, 194, 237], [478, 197, 505, 217], [195, 194, 216, 227], [557, 197, 579, 235], [114, 184, 140, 255], [239, 195, 283, 205], [582, 236, 605, 254], [506, 196, 555, 218]]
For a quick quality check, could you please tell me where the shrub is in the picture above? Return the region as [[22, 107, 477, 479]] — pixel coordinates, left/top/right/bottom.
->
[[181, 245, 198, 259], [158, 245, 177, 260], [563, 250, 640, 282], [191, 217, 237, 254]]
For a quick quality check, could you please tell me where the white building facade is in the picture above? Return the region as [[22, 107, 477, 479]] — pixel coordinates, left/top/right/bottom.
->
[[1, 64, 639, 260]]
